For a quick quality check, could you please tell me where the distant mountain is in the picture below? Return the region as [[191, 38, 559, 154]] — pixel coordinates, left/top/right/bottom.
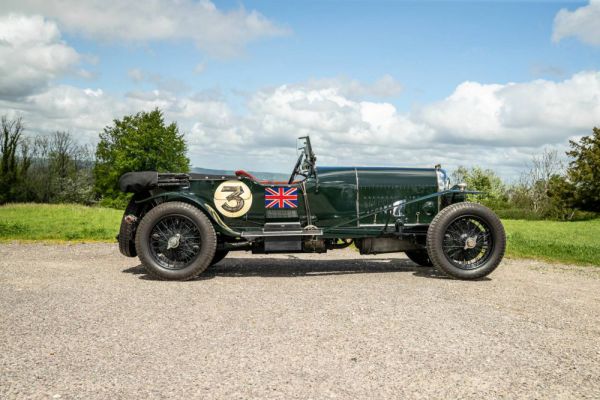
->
[[191, 167, 288, 181]]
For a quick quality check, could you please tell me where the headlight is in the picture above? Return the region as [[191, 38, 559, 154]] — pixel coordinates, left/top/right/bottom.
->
[[436, 169, 450, 191]]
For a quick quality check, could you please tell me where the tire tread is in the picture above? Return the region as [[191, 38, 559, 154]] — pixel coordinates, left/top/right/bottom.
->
[[135, 201, 217, 280], [426, 202, 506, 280]]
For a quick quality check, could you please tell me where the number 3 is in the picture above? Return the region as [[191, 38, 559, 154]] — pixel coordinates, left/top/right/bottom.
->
[[214, 180, 252, 218], [220, 186, 244, 213]]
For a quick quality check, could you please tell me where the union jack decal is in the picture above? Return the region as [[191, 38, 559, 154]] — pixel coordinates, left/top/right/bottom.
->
[[265, 187, 298, 209]]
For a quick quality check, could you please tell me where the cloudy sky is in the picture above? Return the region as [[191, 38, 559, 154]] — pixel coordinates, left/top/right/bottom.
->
[[0, 0, 599, 179]]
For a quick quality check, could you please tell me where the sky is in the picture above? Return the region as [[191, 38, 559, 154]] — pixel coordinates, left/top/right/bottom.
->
[[0, 0, 599, 179]]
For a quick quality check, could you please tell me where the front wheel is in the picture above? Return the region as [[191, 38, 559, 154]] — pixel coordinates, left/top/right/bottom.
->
[[135, 202, 216, 280], [405, 250, 432, 267], [426, 202, 506, 280]]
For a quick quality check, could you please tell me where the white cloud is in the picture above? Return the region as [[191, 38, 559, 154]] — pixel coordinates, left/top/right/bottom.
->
[[126, 68, 190, 93], [194, 63, 206, 75], [0, 72, 597, 179], [0, 14, 81, 98], [127, 68, 145, 83], [498, 72, 600, 132], [419, 81, 505, 143], [243, 83, 429, 151], [0, 84, 236, 145], [530, 64, 566, 79], [22, 86, 121, 134], [553, 0, 600, 46], [364, 75, 404, 98], [305, 75, 403, 99], [183, 72, 600, 175], [1, 0, 287, 57], [419, 71, 600, 146]]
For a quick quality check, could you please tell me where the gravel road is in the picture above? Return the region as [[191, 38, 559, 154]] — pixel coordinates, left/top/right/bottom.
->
[[1, 243, 599, 399]]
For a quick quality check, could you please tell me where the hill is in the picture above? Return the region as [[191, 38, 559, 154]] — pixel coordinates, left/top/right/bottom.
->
[[192, 167, 288, 181]]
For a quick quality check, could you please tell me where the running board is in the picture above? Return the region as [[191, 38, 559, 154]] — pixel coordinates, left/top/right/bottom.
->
[[241, 229, 323, 238], [241, 222, 322, 238]]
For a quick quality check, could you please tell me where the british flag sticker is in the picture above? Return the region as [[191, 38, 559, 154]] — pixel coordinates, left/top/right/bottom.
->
[[265, 187, 298, 209]]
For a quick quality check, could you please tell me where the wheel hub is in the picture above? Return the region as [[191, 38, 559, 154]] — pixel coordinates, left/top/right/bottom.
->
[[464, 236, 477, 250], [441, 215, 493, 270], [167, 233, 181, 249], [149, 214, 202, 271]]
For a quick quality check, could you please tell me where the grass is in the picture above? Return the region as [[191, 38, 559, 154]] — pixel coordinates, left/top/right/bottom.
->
[[0, 203, 122, 242], [1, 203, 599, 266], [503, 219, 600, 266]]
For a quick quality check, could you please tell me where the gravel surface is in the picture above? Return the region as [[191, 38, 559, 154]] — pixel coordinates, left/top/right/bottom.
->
[[1, 243, 599, 399]]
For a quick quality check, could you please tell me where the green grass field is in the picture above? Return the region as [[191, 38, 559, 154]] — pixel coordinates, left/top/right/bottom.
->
[[503, 219, 600, 266], [0, 203, 122, 242], [1, 203, 599, 266]]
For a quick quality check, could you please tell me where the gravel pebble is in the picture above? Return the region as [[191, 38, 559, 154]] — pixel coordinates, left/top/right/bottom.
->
[[1, 243, 599, 399]]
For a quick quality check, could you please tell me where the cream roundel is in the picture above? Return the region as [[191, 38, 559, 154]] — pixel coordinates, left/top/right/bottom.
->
[[214, 180, 252, 218]]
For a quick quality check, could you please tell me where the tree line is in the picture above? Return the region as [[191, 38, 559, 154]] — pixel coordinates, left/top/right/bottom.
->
[[1, 116, 95, 205], [0, 109, 188, 208], [452, 128, 600, 220], [0, 109, 598, 219]]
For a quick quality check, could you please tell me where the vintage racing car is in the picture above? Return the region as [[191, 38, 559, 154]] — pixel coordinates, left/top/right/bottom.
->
[[117, 137, 506, 280]]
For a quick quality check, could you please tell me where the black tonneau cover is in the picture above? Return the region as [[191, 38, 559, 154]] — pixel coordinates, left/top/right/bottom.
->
[[119, 171, 158, 193]]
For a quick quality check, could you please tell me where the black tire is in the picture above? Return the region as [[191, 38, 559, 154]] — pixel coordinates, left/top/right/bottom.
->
[[210, 250, 229, 266], [426, 202, 506, 280], [135, 202, 216, 280], [405, 250, 433, 267]]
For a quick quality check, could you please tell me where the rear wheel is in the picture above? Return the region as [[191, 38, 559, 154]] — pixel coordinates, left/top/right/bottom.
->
[[405, 250, 432, 267], [426, 202, 505, 280], [135, 202, 216, 280]]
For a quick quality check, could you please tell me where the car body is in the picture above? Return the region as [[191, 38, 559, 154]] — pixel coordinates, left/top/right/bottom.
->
[[118, 137, 506, 280]]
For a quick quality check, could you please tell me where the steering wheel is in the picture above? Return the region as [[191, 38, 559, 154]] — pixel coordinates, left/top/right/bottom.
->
[[288, 153, 304, 184]]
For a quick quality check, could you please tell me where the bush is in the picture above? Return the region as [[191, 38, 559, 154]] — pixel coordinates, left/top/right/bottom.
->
[[566, 210, 599, 221], [494, 208, 542, 220], [94, 109, 189, 208]]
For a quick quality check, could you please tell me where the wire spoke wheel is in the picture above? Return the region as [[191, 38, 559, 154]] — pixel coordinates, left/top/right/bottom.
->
[[136, 202, 216, 280], [149, 214, 202, 270], [405, 250, 433, 267], [441, 215, 493, 270]]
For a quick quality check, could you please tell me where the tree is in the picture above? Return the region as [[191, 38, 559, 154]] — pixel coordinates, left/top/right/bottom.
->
[[451, 166, 468, 185], [546, 174, 575, 220], [519, 148, 565, 216], [94, 109, 189, 206], [47, 131, 95, 204], [451, 165, 507, 209], [22, 131, 95, 204], [28, 135, 52, 202], [563, 127, 600, 212], [49, 131, 77, 194], [0, 116, 30, 204]]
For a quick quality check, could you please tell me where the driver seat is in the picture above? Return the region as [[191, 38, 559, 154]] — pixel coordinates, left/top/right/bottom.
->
[[234, 170, 259, 181]]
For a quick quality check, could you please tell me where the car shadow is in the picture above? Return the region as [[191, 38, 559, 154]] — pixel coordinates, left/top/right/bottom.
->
[[122, 256, 490, 281]]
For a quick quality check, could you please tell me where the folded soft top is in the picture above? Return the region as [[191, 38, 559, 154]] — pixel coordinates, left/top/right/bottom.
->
[[118, 171, 158, 193]]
